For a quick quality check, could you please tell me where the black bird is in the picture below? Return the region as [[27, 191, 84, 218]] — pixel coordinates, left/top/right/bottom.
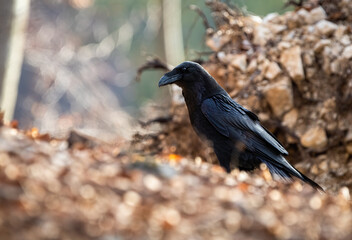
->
[[159, 61, 323, 191]]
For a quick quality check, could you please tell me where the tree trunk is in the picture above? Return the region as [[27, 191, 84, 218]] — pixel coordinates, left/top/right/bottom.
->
[[162, 0, 185, 104], [0, 0, 30, 122]]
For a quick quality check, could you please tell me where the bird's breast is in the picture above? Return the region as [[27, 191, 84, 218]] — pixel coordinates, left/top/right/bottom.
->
[[189, 108, 227, 143]]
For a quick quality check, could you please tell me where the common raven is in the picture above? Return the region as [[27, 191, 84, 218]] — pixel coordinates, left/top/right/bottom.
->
[[159, 61, 323, 191]]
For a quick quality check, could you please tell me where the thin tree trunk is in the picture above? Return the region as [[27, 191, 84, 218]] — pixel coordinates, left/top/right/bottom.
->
[[162, 0, 185, 103], [162, 0, 184, 65], [0, 0, 30, 122]]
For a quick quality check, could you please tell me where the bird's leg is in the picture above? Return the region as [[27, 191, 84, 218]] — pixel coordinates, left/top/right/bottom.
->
[[230, 150, 240, 171], [213, 143, 232, 173]]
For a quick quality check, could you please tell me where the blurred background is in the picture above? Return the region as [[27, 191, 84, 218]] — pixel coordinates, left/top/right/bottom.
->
[[0, 0, 289, 140]]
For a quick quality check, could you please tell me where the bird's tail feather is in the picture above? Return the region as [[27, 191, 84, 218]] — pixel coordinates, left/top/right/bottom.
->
[[259, 157, 324, 192], [260, 159, 292, 182]]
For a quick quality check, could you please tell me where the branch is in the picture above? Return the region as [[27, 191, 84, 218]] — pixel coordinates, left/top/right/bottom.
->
[[136, 57, 171, 82], [138, 116, 173, 128], [189, 5, 212, 30]]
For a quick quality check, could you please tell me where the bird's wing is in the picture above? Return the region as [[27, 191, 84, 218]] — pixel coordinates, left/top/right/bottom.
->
[[201, 94, 324, 191], [201, 94, 288, 155]]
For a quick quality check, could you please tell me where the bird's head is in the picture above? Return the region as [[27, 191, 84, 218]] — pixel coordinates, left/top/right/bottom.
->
[[158, 61, 214, 89]]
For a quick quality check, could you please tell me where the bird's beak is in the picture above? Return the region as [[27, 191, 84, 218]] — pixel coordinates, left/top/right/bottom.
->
[[158, 73, 182, 87]]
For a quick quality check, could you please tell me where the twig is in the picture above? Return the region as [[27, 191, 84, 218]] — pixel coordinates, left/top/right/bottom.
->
[[136, 57, 171, 82], [138, 116, 173, 128], [283, 0, 304, 9], [194, 50, 214, 56], [189, 5, 212, 30]]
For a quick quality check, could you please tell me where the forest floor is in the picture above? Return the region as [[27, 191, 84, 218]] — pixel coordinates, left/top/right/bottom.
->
[[0, 123, 350, 240]]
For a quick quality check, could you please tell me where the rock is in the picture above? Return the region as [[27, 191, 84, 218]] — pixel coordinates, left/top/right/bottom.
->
[[314, 39, 331, 53], [331, 43, 343, 57], [253, 24, 272, 46], [340, 35, 351, 46], [283, 30, 295, 41], [342, 45, 352, 59], [306, 6, 327, 25], [310, 164, 320, 175], [217, 51, 230, 63], [319, 160, 328, 172], [338, 112, 352, 130], [322, 58, 331, 75], [278, 41, 291, 51], [330, 58, 341, 74], [286, 13, 300, 29], [347, 143, 352, 155], [230, 54, 247, 72], [245, 95, 260, 111], [300, 126, 328, 149], [334, 26, 348, 39], [263, 13, 279, 23], [206, 31, 231, 51], [322, 47, 332, 75], [257, 53, 266, 63], [260, 59, 270, 71], [264, 61, 282, 80], [263, 76, 294, 117], [297, 8, 310, 25], [345, 128, 352, 142], [302, 51, 314, 66], [329, 160, 339, 170], [258, 112, 270, 122], [326, 121, 338, 132], [321, 98, 336, 116], [315, 20, 338, 36], [282, 108, 298, 128], [306, 67, 316, 78], [306, 25, 315, 34], [280, 46, 305, 84], [268, 24, 287, 34], [247, 59, 257, 73]]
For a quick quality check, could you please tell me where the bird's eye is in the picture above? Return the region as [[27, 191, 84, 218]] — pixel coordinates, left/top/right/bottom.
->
[[182, 67, 188, 72]]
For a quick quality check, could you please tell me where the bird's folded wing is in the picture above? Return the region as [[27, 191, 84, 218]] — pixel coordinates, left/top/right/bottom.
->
[[201, 94, 288, 155]]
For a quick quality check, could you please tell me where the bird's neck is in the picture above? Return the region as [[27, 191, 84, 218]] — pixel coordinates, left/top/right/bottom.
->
[[182, 89, 201, 123], [182, 84, 204, 107], [181, 80, 224, 110]]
